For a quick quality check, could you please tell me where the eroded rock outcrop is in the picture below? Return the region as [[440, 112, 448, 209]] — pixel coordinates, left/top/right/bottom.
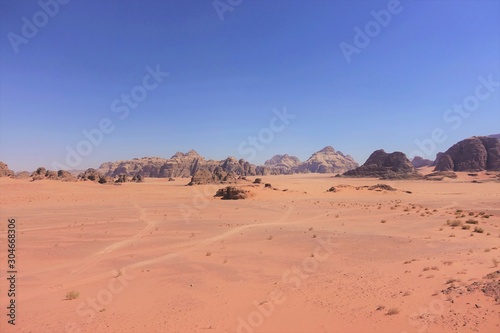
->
[[30, 167, 76, 181], [343, 150, 421, 179], [214, 186, 250, 200], [434, 136, 500, 172], [0, 162, 14, 177]]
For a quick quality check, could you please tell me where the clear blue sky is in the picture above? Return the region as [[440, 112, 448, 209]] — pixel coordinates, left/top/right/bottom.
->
[[1, 0, 499, 171]]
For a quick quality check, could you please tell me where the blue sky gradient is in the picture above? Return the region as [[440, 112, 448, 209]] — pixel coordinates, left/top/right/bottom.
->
[[1, 0, 499, 171]]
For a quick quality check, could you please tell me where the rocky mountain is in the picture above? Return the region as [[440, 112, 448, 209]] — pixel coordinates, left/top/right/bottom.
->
[[411, 156, 433, 168], [264, 154, 301, 174], [298, 146, 358, 174], [98, 150, 211, 178], [343, 149, 421, 179], [0, 162, 14, 177], [434, 136, 500, 172], [98, 146, 359, 182], [489, 134, 500, 140]]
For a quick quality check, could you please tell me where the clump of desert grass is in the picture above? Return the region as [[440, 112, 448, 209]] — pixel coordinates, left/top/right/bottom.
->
[[386, 308, 400, 316], [66, 291, 80, 300]]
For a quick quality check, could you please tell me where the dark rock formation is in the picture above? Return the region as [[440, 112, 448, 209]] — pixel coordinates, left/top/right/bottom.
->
[[411, 156, 433, 168], [78, 168, 109, 184], [298, 146, 358, 174], [214, 186, 250, 200], [434, 153, 454, 171], [0, 162, 14, 177], [115, 175, 128, 183], [30, 168, 76, 182], [131, 174, 144, 183], [424, 171, 457, 181], [57, 170, 75, 181], [434, 136, 500, 172], [343, 150, 421, 179]]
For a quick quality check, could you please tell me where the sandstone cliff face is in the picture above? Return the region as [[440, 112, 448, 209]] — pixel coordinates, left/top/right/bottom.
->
[[298, 146, 358, 174], [0, 162, 14, 177], [434, 136, 500, 172], [344, 150, 421, 179]]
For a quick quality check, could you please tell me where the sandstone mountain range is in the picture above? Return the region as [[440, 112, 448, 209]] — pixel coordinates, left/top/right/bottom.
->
[[1, 135, 499, 183], [97, 146, 358, 179]]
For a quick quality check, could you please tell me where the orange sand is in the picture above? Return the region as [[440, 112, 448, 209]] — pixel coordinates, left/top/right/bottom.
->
[[0, 172, 499, 333]]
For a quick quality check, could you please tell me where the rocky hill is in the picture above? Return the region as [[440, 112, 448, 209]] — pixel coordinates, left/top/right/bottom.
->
[[298, 146, 358, 174], [343, 149, 421, 179], [434, 136, 500, 172], [264, 154, 301, 174], [0, 162, 14, 177], [411, 156, 433, 168]]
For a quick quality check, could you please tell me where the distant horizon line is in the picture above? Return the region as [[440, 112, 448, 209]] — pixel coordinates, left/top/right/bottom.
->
[[2, 133, 498, 173]]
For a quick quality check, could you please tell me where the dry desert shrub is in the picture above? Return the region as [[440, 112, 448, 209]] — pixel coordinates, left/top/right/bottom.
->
[[447, 220, 462, 227], [66, 291, 80, 300], [386, 308, 400, 316]]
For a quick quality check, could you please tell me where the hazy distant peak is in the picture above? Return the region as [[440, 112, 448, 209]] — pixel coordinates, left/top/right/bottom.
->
[[264, 154, 301, 167], [171, 150, 202, 159], [319, 146, 336, 154]]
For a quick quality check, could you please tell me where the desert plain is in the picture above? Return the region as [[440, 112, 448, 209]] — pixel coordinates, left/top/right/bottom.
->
[[0, 170, 499, 333]]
